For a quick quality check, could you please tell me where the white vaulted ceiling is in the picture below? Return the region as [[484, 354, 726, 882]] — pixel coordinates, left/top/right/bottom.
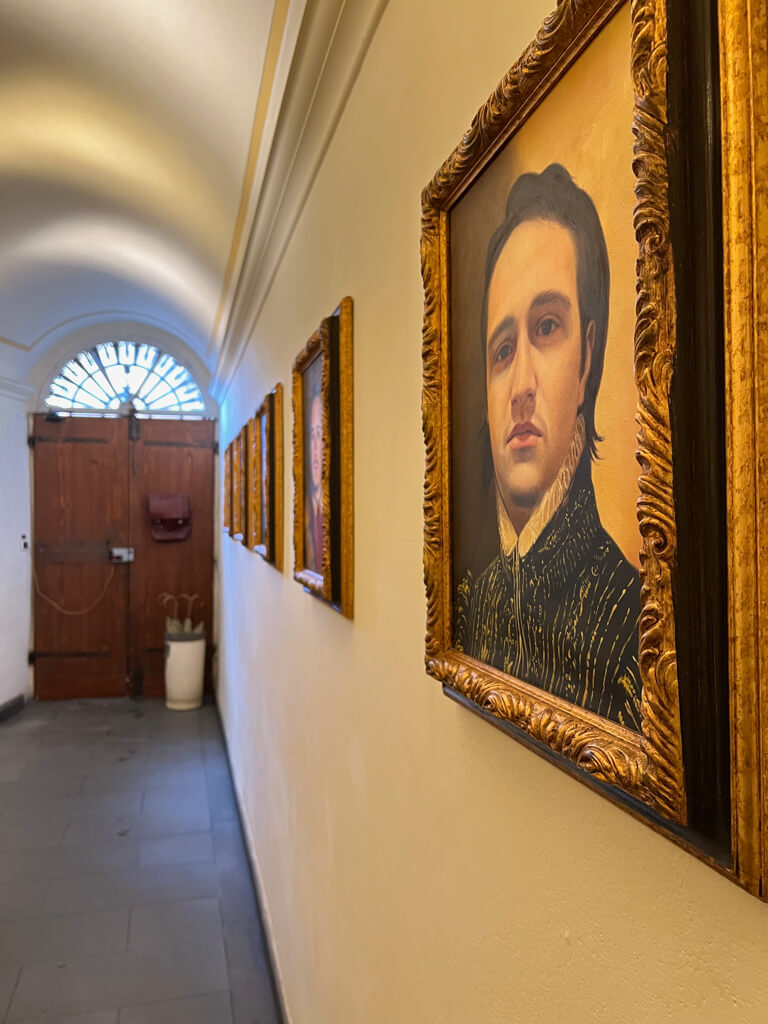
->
[[0, 0, 389, 401], [0, 0, 302, 389]]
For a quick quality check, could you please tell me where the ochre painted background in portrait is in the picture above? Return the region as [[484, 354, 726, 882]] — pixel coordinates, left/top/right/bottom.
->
[[451, 5, 640, 589]]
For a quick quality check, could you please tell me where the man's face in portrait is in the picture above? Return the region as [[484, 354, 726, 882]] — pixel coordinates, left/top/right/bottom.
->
[[485, 218, 594, 531], [309, 393, 323, 498]]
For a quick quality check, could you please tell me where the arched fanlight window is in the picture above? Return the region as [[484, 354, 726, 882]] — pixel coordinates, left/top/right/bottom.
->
[[45, 342, 206, 416]]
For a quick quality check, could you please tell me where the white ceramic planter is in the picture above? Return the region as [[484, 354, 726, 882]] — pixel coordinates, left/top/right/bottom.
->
[[165, 632, 206, 710]]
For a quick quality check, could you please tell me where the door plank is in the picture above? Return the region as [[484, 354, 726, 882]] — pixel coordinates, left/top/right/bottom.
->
[[129, 419, 215, 697], [33, 416, 130, 699]]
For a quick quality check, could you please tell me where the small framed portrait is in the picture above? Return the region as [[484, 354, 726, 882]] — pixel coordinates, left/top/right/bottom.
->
[[223, 443, 232, 534], [246, 417, 259, 550], [292, 297, 353, 617], [251, 385, 284, 569], [231, 427, 246, 541], [422, 0, 768, 894]]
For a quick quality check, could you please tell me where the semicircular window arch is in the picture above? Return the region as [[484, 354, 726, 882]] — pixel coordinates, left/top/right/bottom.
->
[[45, 342, 206, 416]]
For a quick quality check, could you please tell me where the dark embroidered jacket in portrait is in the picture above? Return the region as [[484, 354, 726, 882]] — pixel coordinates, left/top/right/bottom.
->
[[455, 458, 642, 730]]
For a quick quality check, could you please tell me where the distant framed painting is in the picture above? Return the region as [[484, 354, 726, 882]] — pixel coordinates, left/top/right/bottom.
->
[[223, 443, 232, 534], [292, 297, 353, 617], [246, 417, 259, 550], [231, 428, 246, 541], [252, 384, 284, 569], [421, 0, 768, 895]]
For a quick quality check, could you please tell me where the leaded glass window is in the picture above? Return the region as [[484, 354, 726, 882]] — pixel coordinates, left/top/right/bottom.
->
[[45, 342, 206, 415]]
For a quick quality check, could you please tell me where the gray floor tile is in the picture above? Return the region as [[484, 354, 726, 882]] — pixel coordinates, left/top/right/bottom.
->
[[0, 837, 139, 883], [0, 701, 281, 1024], [44, 862, 219, 916], [141, 762, 207, 786], [213, 820, 250, 863], [0, 815, 67, 848], [0, 775, 86, 800], [0, 731, 39, 756], [62, 814, 139, 845], [138, 832, 213, 868], [60, 794, 142, 818], [8, 938, 228, 1020], [129, 897, 222, 950], [88, 748, 146, 772], [136, 792, 211, 837], [206, 775, 238, 824], [118, 991, 232, 1024], [0, 963, 21, 1019], [20, 754, 92, 780], [216, 870, 259, 925], [79, 767, 150, 796], [0, 756, 26, 782], [0, 908, 129, 965], [141, 782, 209, 812], [0, 879, 49, 919], [224, 921, 280, 1024], [10, 1013, 118, 1024], [214, 824, 259, 925], [3, 792, 142, 825], [143, 767, 209, 791]]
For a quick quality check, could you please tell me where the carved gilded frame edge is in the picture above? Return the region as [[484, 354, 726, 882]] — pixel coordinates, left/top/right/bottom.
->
[[227, 441, 236, 538], [334, 296, 355, 620], [238, 426, 248, 543], [231, 432, 243, 540], [420, 0, 686, 822], [247, 417, 261, 552], [719, 0, 768, 897], [254, 399, 271, 561], [223, 443, 232, 533], [292, 321, 333, 601], [273, 383, 285, 573]]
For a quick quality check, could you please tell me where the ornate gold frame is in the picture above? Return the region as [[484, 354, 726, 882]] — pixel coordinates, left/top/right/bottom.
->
[[719, 0, 768, 897], [254, 385, 284, 568], [246, 417, 260, 550], [272, 383, 285, 572], [223, 443, 232, 533], [255, 402, 270, 559], [231, 431, 244, 540], [336, 297, 355, 621], [238, 427, 247, 541], [421, 0, 685, 821], [293, 322, 332, 600], [292, 298, 354, 617]]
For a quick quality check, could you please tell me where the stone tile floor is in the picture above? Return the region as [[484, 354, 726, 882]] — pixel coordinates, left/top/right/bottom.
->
[[0, 698, 282, 1024]]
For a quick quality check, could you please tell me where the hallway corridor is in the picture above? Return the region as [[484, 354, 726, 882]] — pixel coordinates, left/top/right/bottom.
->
[[0, 700, 281, 1023]]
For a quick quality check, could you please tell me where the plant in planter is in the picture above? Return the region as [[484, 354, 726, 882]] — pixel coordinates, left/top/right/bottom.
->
[[158, 593, 206, 710]]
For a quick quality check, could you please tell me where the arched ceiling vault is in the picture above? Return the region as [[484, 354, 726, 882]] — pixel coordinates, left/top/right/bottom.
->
[[0, 0, 305, 388]]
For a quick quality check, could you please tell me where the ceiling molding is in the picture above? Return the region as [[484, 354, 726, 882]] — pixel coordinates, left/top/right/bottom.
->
[[0, 377, 36, 403], [0, 334, 28, 351], [208, 0, 308, 358], [30, 309, 202, 356], [211, 0, 389, 403]]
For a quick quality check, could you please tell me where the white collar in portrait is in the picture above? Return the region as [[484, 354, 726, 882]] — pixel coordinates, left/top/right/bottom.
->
[[496, 413, 586, 560]]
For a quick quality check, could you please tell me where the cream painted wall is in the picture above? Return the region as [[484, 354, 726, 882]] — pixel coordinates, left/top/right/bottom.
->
[[217, 1, 768, 1021], [0, 393, 32, 705]]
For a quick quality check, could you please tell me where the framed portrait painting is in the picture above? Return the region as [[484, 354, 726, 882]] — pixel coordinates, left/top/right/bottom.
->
[[251, 384, 284, 569], [223, 442, 232, 534], [421, 0, 768, 896], [231, 427, 246, 541], [246, 417, 258, 550], [292, 298, 353, 618]]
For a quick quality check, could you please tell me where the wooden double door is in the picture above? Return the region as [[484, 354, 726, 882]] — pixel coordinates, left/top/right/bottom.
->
[[32, 415, 215, 700]]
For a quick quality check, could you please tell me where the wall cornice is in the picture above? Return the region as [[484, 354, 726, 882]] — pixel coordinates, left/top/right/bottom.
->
[[0, 377, 35, 403], [211, 0, 389, 402]]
